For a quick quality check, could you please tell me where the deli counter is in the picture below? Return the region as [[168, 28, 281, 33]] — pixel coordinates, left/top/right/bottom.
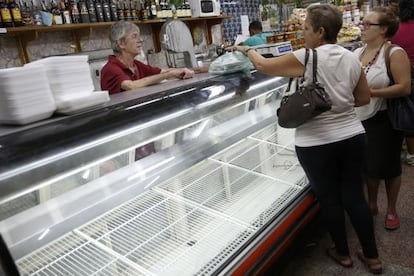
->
[[0, 71, 318, 275]]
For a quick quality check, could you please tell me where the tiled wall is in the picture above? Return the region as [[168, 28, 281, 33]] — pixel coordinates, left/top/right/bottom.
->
[[221, 0, 261, 44]]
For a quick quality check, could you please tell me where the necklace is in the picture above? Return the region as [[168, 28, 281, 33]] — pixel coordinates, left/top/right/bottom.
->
[[361, 42, 385, 75]]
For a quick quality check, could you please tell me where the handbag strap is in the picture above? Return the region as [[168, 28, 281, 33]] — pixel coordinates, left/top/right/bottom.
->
[[304, 48, 310, 68], [384, 43, 397, 83], [311, 49, 318, 84]]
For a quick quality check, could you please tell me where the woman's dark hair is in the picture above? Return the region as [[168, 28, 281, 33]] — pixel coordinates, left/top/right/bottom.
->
[[306, 4, 342, 44], [399, 0, 414, 22], [373, 7, 400, 38]]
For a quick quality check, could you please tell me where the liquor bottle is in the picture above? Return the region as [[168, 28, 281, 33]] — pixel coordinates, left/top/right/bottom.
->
[[94, 0, 104, 22], [155, 0, 161, 18], [109, 0, 117, 21], [141, 0, 148, 20], [116, 0, 124, 20], [61, 0, 72, 24], [8, 0, 23, 26], [78, 0, 89, 22], [150, 0, 156, 19], [20, 0, 33, 25], [50, 0, 63, 24], [135, 0, 144, 20], [130, 0, 137, 20], [0, 0, 13, 27], [101, 0, 110, 21], [86, 0, 97, 22], [123, 0, 131, 20], [70, 0, 80, 23]]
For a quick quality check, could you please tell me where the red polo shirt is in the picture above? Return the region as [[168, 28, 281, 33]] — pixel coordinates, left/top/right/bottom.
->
[[100, 55, 162, 94]]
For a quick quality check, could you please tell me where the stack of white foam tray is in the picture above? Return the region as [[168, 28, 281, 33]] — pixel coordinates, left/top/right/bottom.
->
[[0, 65, 56, 125], [26, 55, 109, 115]]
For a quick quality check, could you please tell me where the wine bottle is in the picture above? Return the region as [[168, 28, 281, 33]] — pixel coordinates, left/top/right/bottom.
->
[[51, 0, 63, 24], [102, 0, 111, 21], [0, 0, 13, 27], [70, 0, 80, 23], [94, 0, 104, 22], [20, 0, 33, 25], [8, 0, 23, 26], [116, 0, 124, 20], [109, 0, 117, 21], [150, 0, 156, 19], [86, 0, 97, 22], [61, 0, 72, 24], [123, 0, 131, 20], [78, 0, 89, 22]]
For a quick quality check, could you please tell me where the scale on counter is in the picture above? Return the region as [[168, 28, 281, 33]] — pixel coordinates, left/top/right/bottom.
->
[[252, 42, 293, 57]]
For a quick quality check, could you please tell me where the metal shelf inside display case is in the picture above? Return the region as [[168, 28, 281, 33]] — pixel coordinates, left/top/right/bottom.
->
[[15, 124, 308, 276]]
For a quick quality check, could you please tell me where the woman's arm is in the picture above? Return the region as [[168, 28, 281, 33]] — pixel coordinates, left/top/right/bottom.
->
[[231, 45, 305, 78], [371, 49, 411, 98], [353, 69, 371, 107]]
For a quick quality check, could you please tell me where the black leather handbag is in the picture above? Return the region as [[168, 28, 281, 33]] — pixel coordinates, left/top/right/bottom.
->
[[277, 49, 332, 128], [384, 44, 414, 132]]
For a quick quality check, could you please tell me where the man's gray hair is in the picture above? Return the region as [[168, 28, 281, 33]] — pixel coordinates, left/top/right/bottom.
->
[[110, 21, 140, 54]]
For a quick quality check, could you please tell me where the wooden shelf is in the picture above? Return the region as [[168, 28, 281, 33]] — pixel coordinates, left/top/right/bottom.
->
[[0, 16, 231, 65]]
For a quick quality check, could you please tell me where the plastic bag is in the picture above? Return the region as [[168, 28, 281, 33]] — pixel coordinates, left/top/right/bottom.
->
[[208, 51, 254, 75]]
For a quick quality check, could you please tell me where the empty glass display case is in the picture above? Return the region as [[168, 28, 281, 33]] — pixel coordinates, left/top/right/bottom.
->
[[0, 71, 318, 275]]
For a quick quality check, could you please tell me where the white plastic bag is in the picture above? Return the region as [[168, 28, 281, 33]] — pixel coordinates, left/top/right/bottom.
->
[[209, 52, 254, 75]]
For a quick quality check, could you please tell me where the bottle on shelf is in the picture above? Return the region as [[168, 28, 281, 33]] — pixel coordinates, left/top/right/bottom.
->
[[86, 0, 97, 22], [123, 0, 132, 20], [78, 0, 90, 22], [141, 0, 149, 20], [61, 0, 72, 24], [154, 0, 160, 18], [130, 0, 138, 20], [50, 0, 63, 24], [20, 0, 33, 25], [0, 0, 14, 27], [8, 0, 23, 26], [136, 0, 142, 20], [102, 0, 111, 21], [95, 0, 105, 22], [116, 0, 125, 20], [150, 0, 156, 19], [70, 0, 80, 23], [109, 0, 117, 21]]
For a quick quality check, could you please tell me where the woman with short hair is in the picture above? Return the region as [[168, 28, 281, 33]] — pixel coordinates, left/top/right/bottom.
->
[[231, 4, 382, 274]]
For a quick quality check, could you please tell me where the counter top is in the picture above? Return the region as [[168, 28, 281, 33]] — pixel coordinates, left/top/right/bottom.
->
[[0, 72, 215, 137]]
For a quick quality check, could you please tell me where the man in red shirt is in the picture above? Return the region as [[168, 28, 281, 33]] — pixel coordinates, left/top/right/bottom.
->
[[101, 21, 195, 94]]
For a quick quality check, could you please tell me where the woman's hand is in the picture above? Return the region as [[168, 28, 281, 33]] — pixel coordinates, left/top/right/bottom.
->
[[227, 45, 254, 55]]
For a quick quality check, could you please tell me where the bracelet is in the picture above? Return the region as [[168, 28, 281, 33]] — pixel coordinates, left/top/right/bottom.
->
[[245, 47, 255, 55]]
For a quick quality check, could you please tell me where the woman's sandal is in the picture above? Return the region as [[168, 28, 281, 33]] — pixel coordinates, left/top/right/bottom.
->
[[356, 250, 383, 274], [326, 247, 353, 268]]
